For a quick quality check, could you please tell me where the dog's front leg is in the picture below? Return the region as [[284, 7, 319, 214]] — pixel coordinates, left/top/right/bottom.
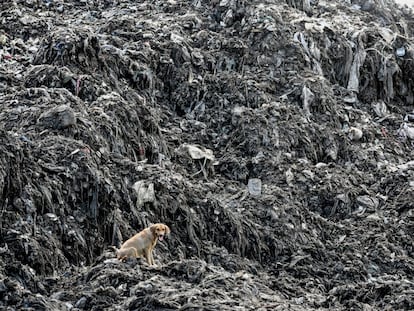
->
[[144, 248, 152, 265]]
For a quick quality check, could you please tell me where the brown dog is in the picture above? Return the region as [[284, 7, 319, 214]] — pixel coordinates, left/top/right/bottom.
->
[[113, 223, 170, 265]]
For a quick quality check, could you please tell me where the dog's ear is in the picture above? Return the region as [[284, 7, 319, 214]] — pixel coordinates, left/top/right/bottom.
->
[[150, 224, 157, 233], [164, 224, 171, 235]]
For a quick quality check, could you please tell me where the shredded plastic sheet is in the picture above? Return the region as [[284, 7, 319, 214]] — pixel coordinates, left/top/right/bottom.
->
[[0, 0, 413, 310]]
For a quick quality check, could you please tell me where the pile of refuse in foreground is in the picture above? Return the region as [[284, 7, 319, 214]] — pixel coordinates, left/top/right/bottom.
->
[[0, 0, 413, 310]]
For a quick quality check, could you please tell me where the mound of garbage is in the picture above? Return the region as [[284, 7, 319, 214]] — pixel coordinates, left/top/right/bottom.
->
[[0, 0, 413, 310]]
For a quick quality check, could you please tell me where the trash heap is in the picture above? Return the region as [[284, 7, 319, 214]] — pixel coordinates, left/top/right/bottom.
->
[[0, 0, 413, 310]]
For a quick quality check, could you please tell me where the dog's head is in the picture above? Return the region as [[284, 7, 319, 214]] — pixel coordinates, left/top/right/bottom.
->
[[150, 223, 170, 242]]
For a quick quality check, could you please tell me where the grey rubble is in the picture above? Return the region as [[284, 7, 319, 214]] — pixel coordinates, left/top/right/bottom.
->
[[0, 0, 413, 310]]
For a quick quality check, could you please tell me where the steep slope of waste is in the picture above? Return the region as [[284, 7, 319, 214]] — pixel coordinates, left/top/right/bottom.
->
[[0, 0, 413, 310]]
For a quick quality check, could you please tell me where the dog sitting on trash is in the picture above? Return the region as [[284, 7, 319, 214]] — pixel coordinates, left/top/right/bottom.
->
[[112, 223, 170, 265]]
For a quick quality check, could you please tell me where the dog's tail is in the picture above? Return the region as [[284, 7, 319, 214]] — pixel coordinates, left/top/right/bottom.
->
[[109, 246, 119, 257]]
